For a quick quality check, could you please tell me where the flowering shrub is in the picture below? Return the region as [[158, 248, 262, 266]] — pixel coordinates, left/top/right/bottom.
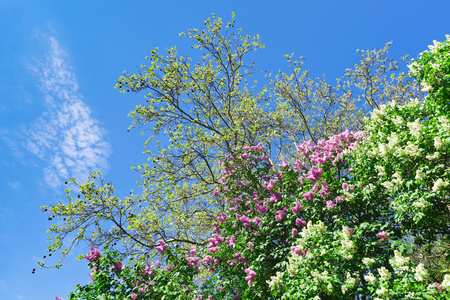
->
[[63, 35, 450, 299]]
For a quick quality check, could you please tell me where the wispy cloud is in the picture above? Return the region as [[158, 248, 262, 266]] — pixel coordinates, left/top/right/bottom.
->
[[19, 35, 111, 189], [7, 181, 21, 190]]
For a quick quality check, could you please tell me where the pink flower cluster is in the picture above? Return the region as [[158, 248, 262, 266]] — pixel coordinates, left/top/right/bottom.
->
[[244, 269, 256, 285], [155, 240, 168, 254], [84, 246, 101, 262], [376, 231, 389, 240]]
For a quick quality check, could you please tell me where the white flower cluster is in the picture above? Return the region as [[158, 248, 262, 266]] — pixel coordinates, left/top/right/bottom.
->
[[381, 181, 395, 193], [432, 178, 449, 192], [392, 171, 403, 185], [415, 169, 425, 180], [267, 271, 283, 289], [407, 60, 420, 76], [407, 119, 422, 139], [364, 272, 377, 285], [389, 250, 411, 274], [376, 287, 389, 298], [341, 272, 357, 294], [442, 274, 450, 290], [412, 197, 430, 209], [400, 141, 422, 157], [378, 143, 390, 158], [387, 133, 401, 149], [375, 165, 386, 177], [286, 250, 304, 276], [310, 270, 329, 283], [426, 152, 440, 160], [371, 104, 388, 123], [414, 263, 428, 282], [434, 136, 444, 150], [391, 115, 405, 126], [362, 257, 375, 267], [300, 221, 325, 239], [377, 267, 391, 281], [340, 227, 356, 259], [438, 116, 450, 132]]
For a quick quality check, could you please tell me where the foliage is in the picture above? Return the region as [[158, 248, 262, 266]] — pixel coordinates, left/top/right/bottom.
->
[[39, 14, 421, 272], [61, 35, 450, 299]]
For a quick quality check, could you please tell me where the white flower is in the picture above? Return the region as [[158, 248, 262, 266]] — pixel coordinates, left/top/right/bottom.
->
[[376, 287, 389, 298], [313, 296, 321, 300], [412, 198, 430, 209], [389, 250, 410, 273], [401, 141, 422, 157], [408, 61, 420, 75], [371, 105, 387, 122], [426, 152, 440, 160], [414, 263, 428, 282], [375, 165, 386, 177], [381, 181, 395, 192], [441, 274, 450, 290], [392, 115, 405, 126], [379, 143, 390, 157], [392, 171, 403, 185], [362, 257, 375, 267], [434, 136, 444, 150], [267, 271, 284, 289], [428, 39, 441, 53], [364, 272, 377, 285], [407, 119, 422, 138], [378, 267, 391, 281], [432, 178, 449, 192], [438, 116, 450, 131], [421, 82, 433, 92], [300, 221, 326, 238], [387, 134, 400, 148], [327, 283, 333, 293], [415, 169, 425, 180]]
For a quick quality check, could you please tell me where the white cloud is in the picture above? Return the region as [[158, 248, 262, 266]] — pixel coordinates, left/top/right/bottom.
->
[[7, 182, 21, 190], [14, 35, 111, 189]]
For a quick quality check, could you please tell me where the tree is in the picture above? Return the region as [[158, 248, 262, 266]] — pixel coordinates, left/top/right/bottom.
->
[[39, 13, 421, 273]]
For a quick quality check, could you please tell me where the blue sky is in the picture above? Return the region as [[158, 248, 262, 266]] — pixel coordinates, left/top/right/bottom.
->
[[0, 1, 449, 299]]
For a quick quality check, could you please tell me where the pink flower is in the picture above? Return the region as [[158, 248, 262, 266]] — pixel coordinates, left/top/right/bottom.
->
[[203, 255, 213, 264], [347, 227, 354, 235], [113, 261, 123, 272], [290, 246, 303, 256], [296, 218, 307, 227], [291, 201, 302, 215], [302, 191, 315, 200], [267, 179, 276, 191], [342, 183, 348, 190], [55, 297, 64, 300], [244, 269, 256, 285], [429, 282, 443, 293], [130, 293, 137, 300], [319, 190, 329, 198], [292, 228, 298, 235], [155, 240, 168, 254], [325, 200, 336, 210], [190, 245, 197, 255], [248, 242, 254, 249], [217, 286, 223, 291], [84, 246, 101, 262], [376, 231, 389, 240]]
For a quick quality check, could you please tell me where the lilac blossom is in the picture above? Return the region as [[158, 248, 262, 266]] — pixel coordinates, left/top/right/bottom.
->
[[84, 246, 101, 262]]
